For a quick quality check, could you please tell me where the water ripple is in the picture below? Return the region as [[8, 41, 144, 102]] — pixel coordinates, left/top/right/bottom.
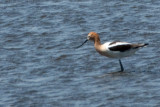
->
[[0, 0, 160, 107]]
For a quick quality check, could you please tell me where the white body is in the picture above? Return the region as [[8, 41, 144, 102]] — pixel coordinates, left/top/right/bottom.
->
[[96, 42, 139, 59]]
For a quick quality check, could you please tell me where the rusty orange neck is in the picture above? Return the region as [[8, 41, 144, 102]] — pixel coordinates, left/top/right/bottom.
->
[[94, 35, 101, 47]]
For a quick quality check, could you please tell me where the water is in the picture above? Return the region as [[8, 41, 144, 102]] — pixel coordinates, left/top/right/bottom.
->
[[0, 0, 160, 106]]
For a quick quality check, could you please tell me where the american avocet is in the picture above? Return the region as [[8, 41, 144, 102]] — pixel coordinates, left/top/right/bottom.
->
[[76, 32, 148, 72]]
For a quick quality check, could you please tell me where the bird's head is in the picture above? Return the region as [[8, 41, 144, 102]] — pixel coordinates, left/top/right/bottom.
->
[[75, 32, 99, 48], [87, 32, 99, 41]]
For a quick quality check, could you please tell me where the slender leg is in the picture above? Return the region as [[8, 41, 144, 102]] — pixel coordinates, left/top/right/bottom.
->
[[119, 59, 124, 72]]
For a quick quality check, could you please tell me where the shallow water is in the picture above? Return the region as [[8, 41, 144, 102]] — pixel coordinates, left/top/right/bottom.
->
[[0, 0, 160, 107]]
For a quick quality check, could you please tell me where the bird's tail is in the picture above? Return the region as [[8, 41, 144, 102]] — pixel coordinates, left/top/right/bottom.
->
[[133, 43, 149, 49], [139, 43, 149, 47]]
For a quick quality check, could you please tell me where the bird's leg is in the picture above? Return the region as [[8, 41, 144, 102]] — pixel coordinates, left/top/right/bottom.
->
[[119, 59, 124, 72]]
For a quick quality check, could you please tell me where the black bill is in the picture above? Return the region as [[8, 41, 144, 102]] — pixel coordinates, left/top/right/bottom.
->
[[75, 39, 88, 49]]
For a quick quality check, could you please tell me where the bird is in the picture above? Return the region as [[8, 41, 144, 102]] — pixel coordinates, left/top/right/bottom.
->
[[76, 32, 148, 72]]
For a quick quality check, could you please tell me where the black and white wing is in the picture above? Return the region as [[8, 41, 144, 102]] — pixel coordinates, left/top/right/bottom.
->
[[108, 41, 148, 52], [108, 42, 132, 52]]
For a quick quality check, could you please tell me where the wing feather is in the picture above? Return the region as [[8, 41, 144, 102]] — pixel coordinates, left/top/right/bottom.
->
[[108, 42, 132, 52]]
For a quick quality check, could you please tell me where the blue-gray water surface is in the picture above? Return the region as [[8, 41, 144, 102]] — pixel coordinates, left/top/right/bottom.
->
[[0, 0, 160, 107]]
